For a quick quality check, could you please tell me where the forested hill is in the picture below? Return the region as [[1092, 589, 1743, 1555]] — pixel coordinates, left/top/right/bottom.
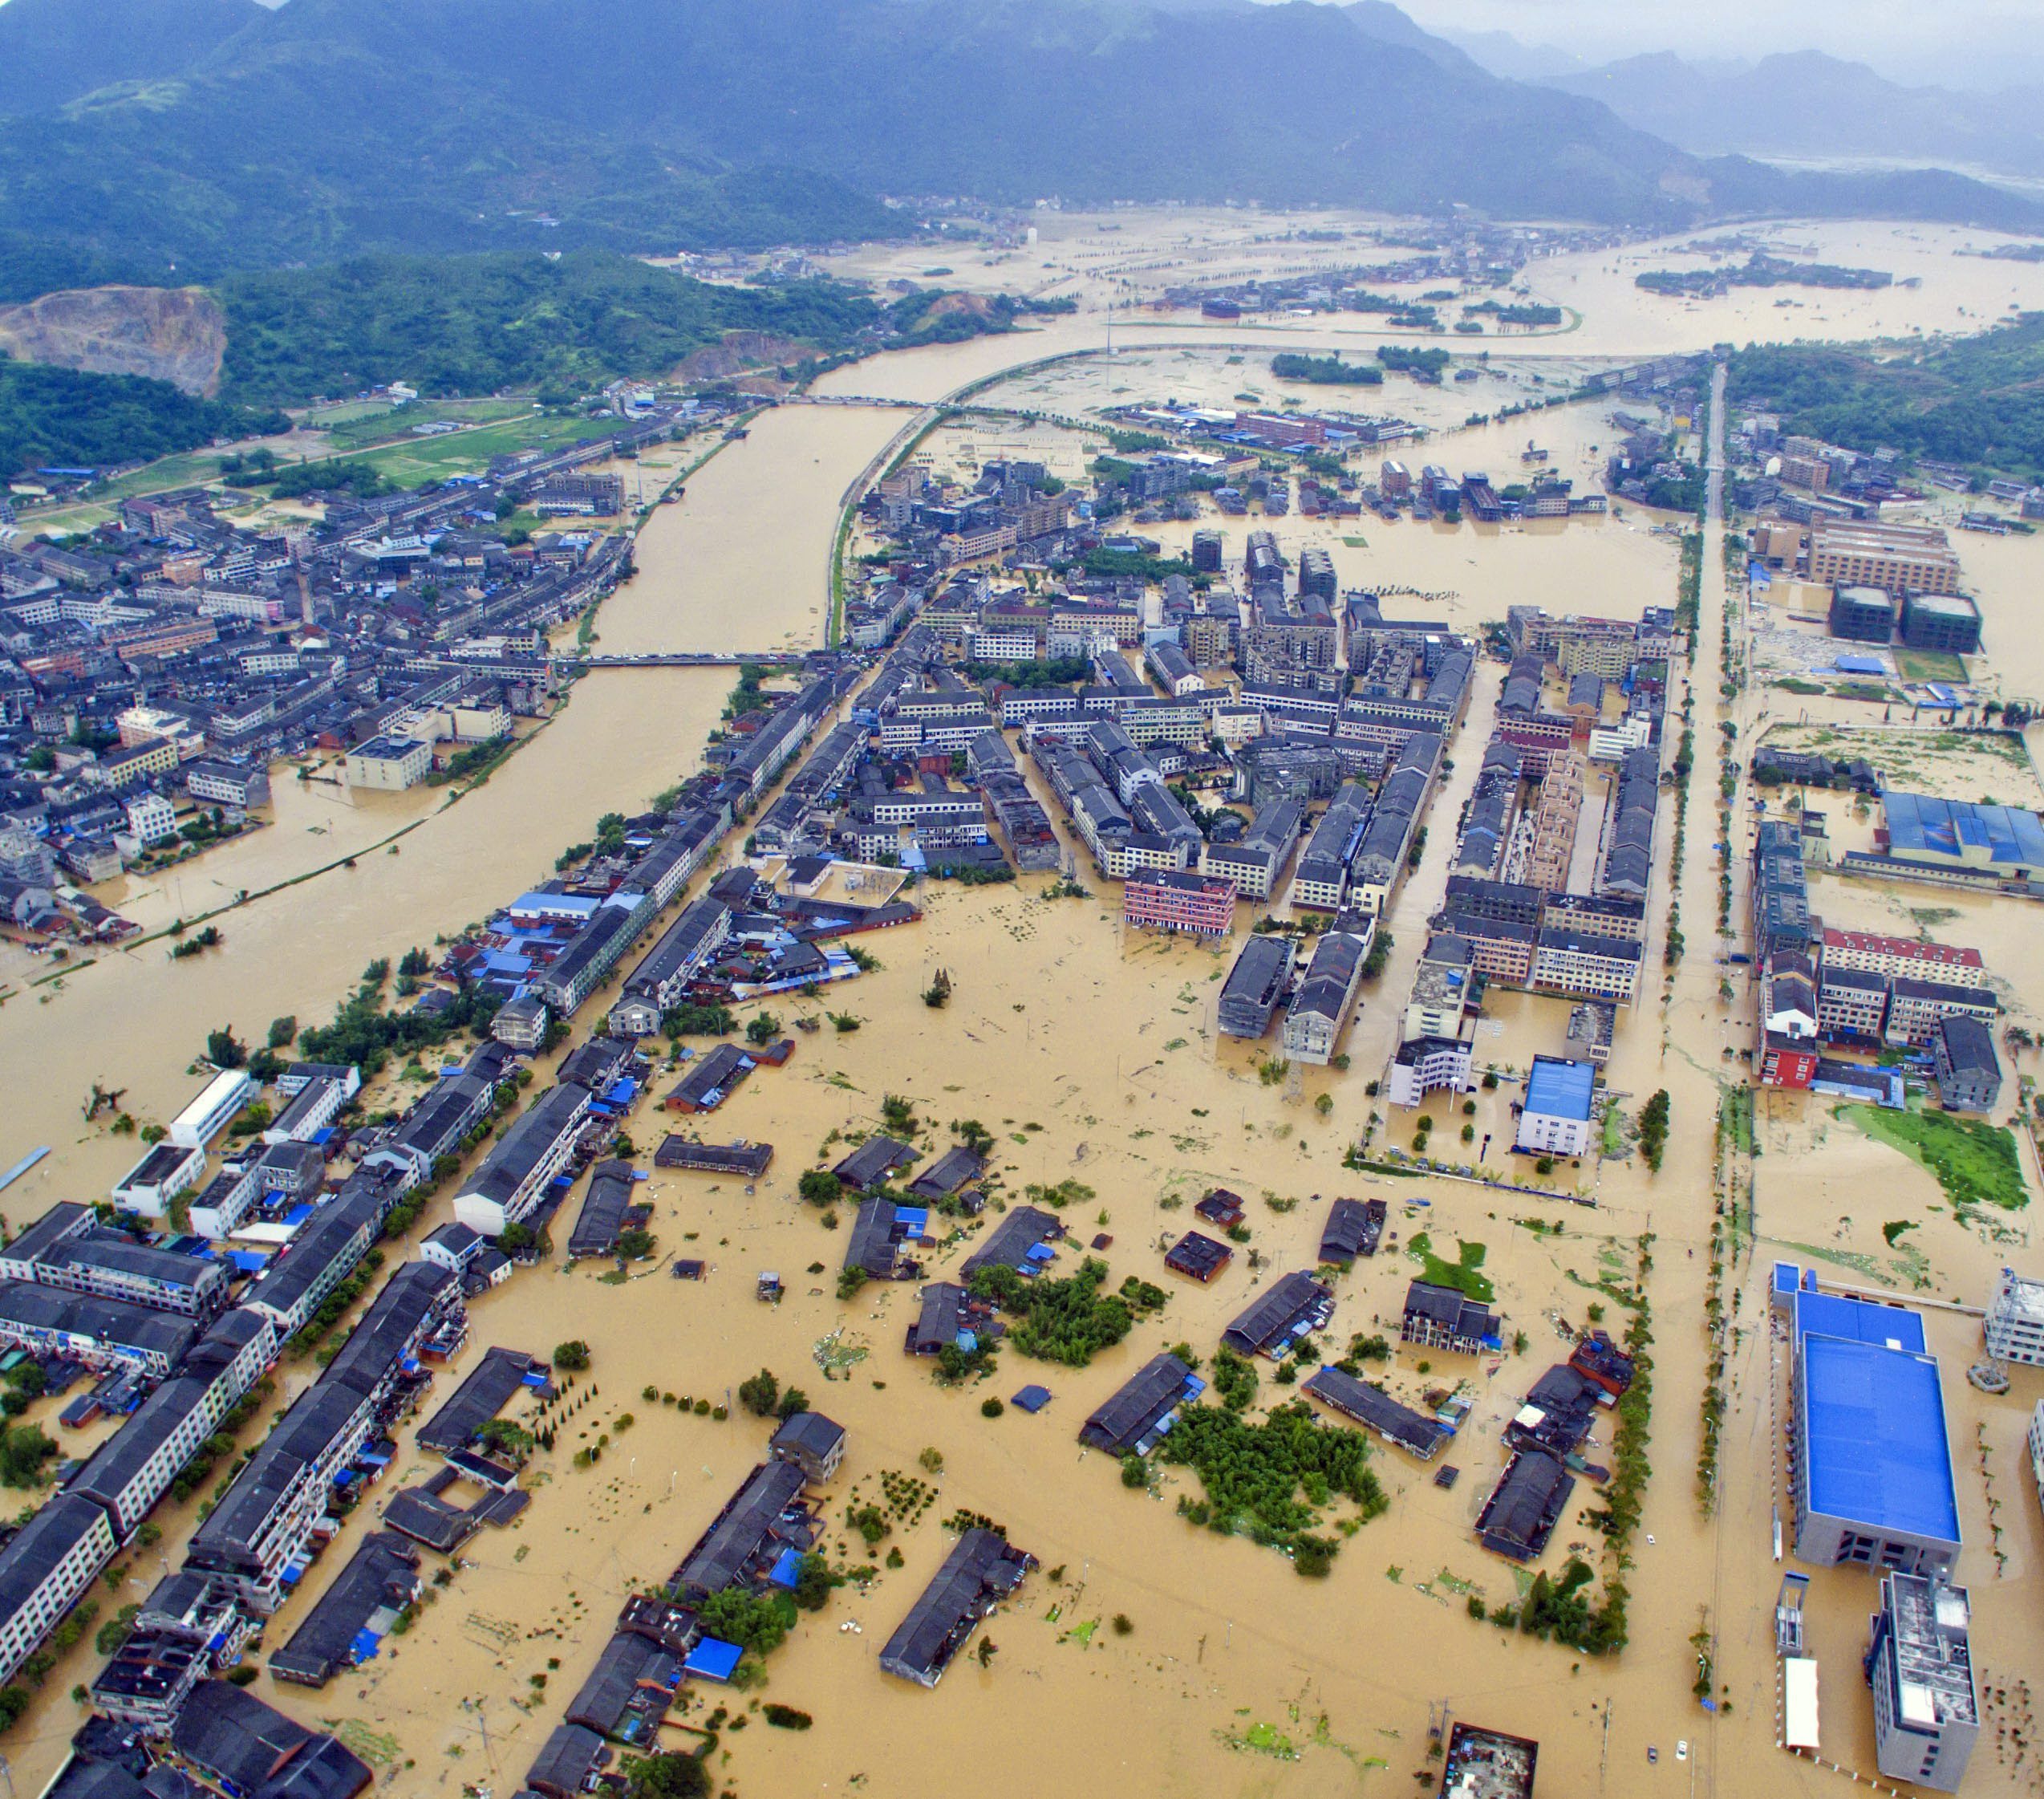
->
[[0, 0, 2037, 303], [1728, 315, 2044, 483], [0, 253, 1047, 476], [0, 361, 283, 480], [212, 254, 884, 407]]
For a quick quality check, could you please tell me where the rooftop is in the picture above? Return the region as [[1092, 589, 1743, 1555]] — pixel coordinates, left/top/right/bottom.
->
[[1801, 1334, 1960, 1546], [1523, 1054, 1596, 1122], [1884, 1572, 1977, 1731]]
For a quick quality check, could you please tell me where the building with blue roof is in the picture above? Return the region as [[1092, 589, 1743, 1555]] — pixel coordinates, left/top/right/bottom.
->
[[1514, 1055, 1596, 1157], [1879, 790, 2044, 883], [1774, 1263, 1960, 1578]]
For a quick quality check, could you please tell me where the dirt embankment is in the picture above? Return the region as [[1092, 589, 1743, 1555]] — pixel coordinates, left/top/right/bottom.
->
[[669, 330, 813, 384], [0, 284, 227, 395]]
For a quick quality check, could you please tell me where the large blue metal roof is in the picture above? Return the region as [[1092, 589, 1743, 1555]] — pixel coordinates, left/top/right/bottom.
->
[[1883, 790, 2044, 871], [1800, 1334, 1960, 1546], [1794, 1287, 1926, 1354], [1524, 1055, 1596, 1122]]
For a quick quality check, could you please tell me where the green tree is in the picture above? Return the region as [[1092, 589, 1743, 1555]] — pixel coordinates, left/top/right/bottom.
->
[[790, 1553, 836, 1612], [0, 1425, 58, 1488], [552, 1340, 590, 1372], [205, 1027, 248, 1070], [693, 1589, 789, 1655], [737, 1369, 781, 1417], [799, 1170, 843, 1209], [622, 1751, 712, 1799]]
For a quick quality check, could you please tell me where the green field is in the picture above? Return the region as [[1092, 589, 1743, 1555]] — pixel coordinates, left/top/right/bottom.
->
[[337, 411, 622, 485], [319, 397, 533, 452], [1893, 647, 1971, 684], [1847, 1103, 2029, 1218], [1407, 1232, 1494, 1303]]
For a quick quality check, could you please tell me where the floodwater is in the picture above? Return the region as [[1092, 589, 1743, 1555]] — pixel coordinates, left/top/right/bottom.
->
[[3, 214, 2044, 1798]]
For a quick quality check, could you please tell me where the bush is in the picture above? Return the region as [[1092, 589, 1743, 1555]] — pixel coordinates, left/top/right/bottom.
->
[[763, 1704, 813, 1730], [981, 1397, 1004, 1419], [552, 1341, 590, 1371], [1121, 1455, 1148, 1488]]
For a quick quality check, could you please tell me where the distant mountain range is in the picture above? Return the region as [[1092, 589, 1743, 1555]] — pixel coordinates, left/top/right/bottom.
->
[[1539, 51, 2044, 183], [0, 0, 2037, 301]]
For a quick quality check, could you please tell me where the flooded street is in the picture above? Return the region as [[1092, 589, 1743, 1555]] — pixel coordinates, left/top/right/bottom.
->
[[4, 213, 2044, 1797]]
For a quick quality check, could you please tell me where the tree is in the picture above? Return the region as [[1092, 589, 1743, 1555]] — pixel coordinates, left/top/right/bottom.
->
[[744, 1011, 781, 1047], [552, 1340, 590, 1372], [623, 1751, 711, 1799], [1636, 1090, 1672, 1173], [0, 1425, 57, 1488], [266, 1016, 298, 1050], [694, 1589, 788, 1655], [500, 1222, 536, 1255], [737, 1369, 781, 1417], [774, 1387, 810, 1421], [205, 1027, 248, 1070], [790, 1552, 836, 1611], [798, 1171, 842, 1209]]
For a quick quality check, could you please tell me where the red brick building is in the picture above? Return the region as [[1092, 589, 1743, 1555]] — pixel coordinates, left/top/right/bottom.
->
[[1123, 870, 1235, 938]]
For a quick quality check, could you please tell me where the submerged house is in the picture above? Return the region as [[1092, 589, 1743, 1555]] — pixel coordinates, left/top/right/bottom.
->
[[877, 1527, 1035, 1687], [1078, 1353, 1203, 1458]]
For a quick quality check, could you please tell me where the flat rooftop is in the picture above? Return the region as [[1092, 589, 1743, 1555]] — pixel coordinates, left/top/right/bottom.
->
[[1794, 1286, 1926, 1355], [1523, 1055, 1595, 1121], [1886, 1572, 1977, 1730], [1802, 1334, 1960, 1546]]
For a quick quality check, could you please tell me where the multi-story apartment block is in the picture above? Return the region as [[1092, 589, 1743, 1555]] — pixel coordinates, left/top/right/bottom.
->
[[1816, 964, 1889, 1039], [1820, 930, 1984, 984], [1867, 1574, 1977, 1793], [1884, 977, 1997, 1048], [1282, 924, 1370, 1066], [1985, 1268, 2044, 1367], [1122, 870, 1235, 938]]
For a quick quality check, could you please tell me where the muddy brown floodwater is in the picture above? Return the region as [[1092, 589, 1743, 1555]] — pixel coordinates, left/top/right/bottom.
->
[[3, 213, 2044, 1799]]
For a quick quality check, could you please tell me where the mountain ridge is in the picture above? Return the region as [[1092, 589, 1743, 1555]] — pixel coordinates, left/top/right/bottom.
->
[[0, 0, 2034, 300]]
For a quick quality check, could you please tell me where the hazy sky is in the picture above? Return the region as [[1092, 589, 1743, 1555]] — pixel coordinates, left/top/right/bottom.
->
[[1397, 0, 2039, 87]]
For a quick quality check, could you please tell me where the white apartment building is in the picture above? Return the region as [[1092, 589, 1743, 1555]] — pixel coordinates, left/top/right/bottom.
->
[[1985, 1267, 2044, 1367]]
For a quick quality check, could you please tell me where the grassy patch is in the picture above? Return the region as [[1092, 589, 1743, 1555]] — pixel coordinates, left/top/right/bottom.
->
[[343, 411, 619, 486], [1847, 1105, 2028, 1218], [1407, 1232, 1494, 1303], [1894, 647, 1969, 684]]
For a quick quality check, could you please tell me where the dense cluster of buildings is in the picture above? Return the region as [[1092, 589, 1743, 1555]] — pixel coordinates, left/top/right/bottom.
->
[[0, 412, 696, 941], [1750, 824, 2002, 1106], [1746, 493, 1984, 662], [0, 1162, 474, 1797]]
